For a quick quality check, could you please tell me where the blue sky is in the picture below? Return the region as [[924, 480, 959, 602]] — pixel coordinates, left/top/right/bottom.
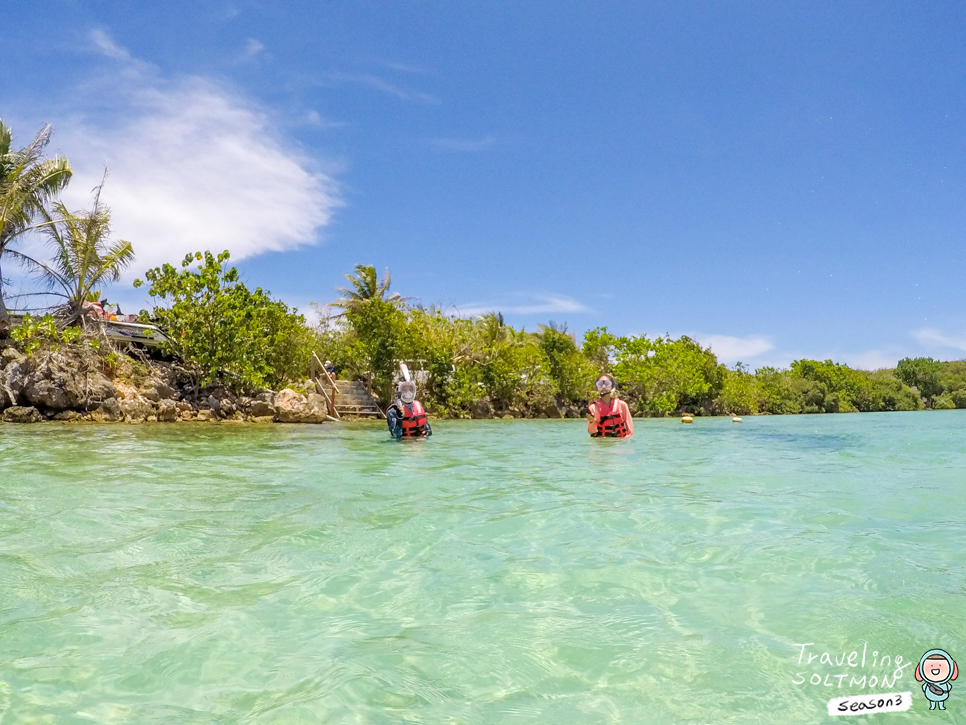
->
[[3, 1, 965, 368]]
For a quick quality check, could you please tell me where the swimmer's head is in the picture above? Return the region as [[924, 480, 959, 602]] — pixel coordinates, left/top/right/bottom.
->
[[595, 374, 616, 396], [398, 380, 417, 404]]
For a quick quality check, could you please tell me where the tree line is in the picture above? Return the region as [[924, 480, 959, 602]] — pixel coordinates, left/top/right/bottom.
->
[[2, 120, 964, 416], [311, 264, 964, 416]]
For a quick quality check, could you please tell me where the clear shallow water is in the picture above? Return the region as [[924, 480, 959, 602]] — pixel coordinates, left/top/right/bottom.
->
[[1, 414, 964, 723]]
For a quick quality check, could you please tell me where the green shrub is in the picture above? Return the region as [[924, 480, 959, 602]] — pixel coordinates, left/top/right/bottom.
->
[[135, 250, 316, 392]]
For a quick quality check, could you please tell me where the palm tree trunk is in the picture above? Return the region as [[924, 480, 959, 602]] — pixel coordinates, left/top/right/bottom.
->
[[0, 257, 8, 321]]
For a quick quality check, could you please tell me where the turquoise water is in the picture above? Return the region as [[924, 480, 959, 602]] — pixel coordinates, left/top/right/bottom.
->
[[1, 414, 964, 723]]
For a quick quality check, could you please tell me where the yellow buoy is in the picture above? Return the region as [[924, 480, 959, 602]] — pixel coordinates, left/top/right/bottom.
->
[[732, 416, 742, 423], [681, 415, 693, 424]]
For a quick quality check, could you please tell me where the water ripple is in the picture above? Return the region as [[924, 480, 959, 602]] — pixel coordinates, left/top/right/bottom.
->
[[0, 414, 964, 721]]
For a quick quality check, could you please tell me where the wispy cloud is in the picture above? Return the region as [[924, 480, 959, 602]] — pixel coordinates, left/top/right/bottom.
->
[[241, 38, 265, 61], [913, 327, 966, 353], [30, 30, 342, 282], [325, 72, 438, 104], [90, 28, 132, 61], [426, 135, 496, 152], [695, 334, 774, 364], [383, 61, 431, 75], [456, 294, 590, 318], [303, 110, 345, 130], [839, 350, 899, 371]]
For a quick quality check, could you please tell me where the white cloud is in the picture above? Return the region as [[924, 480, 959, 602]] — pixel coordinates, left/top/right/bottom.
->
[[325, 72, 438, 104], [456, 294, 590, 318], [90, 28, 132, 61], [838, 350, 898, 371], [303, 110, 345, 130], [40, 31, 340, 281], [383, 61, 431, 75], [695, 334, 773, 364], [426, 135, 496, 152], [242, 38, 265, 60], [913, 328, 966, 353]]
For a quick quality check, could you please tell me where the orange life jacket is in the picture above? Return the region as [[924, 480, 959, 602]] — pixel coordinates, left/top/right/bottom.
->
[[593, 397, 629, 438], [400, 400, 428, 437]]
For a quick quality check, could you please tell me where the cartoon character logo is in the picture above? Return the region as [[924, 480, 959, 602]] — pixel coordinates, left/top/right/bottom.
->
[[916, 649, 958, 711]]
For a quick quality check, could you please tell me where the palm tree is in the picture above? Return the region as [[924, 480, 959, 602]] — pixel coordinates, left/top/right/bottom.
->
[[0, 121, 73, 320], [479, 312, 509, 346], [332, 264, 408, 314], [14, 185, 134, 325]]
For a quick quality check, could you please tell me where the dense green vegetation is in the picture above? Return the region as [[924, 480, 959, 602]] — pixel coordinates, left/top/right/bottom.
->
[[134, 251, 314, 392], [309, 265, 963, 417], [2, 119, 965, 415]]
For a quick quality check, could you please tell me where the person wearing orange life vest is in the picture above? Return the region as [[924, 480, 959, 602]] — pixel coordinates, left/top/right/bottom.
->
[[387, 380, 432, 439], [587, 374, 634, 438]]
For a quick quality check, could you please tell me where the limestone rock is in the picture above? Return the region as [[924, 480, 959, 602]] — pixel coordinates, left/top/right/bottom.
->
[[196, 409, 213, 422], [274, 388, 326, 423], [140, 378, 177, 402], [1, 348, 25, 367], [23, 377, 72, 410], [21, 352, 86, 410], [3, 405, 43, 423], [246, 399, 275, 417], [156, 383, 177, 400], [119, 396, 154, 422], [86, 373, 116, 406], [1, 358, 28, 409], [157, 399, 178, 422], [537, 401, 564, 419], [53, 410, 85, 422], [91, 398, 124, 422], [306, 393, 329, 418], [471, 398, 492, 419]]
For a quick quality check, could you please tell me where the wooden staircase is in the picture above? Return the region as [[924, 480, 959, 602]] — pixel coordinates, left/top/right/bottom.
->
[[331, 380, 384, 418], [310, 353, 384, 420]]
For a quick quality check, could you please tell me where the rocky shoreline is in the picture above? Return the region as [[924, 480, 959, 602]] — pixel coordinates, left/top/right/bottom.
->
[[0, 344, 590, 424], [0, 345, 337, 425]]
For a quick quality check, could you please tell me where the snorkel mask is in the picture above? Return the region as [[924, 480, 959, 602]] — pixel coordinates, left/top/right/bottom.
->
[[595, 376, 615, 395], [398, 381, 417, 405]]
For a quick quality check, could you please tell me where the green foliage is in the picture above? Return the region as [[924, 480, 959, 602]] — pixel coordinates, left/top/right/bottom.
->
[[755, 367, 801, 414], [537, 322, 596, 402], [480, 340, 556, 411], [603, 333, 720, 415], [16, 186, 134, 323], [135, 250, 315, 392], [790, 359, 875, 412], [895, 357, 943, 404], [0, 121, 73, 317], [345, 295, 408, 401], [10, 313, 82, 353], [931, 393, 956, 410], [718, 367, 763, 415], [581, 326, 617, 370], [333, 264, 407, 313]]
